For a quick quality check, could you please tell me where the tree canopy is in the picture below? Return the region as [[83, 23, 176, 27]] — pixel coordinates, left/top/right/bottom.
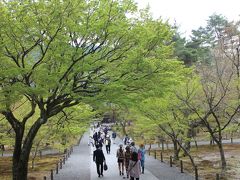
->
[[0, 0, 183, 179]]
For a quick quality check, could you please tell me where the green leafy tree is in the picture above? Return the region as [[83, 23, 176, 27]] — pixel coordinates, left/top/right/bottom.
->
[[0, 0, 175, 179]]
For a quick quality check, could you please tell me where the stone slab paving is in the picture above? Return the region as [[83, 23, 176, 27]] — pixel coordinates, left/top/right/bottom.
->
[[54, 130, 194, 180]]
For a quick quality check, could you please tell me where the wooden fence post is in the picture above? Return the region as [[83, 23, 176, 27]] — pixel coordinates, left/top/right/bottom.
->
[[160, 152, 163, 162], [154, 150, 156, 159], [195, 166, 198, 180], [216, 173, 220, 180], [50, 169, 53, 180], [43, 176, 47, 180], [170, 156, 172, 167], [56, 163, 58, 174], [60, 159, 62, 169], [180, 160, 183, 173]]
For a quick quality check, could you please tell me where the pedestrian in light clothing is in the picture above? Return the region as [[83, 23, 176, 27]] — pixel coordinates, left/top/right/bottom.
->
[[130, 142, 138, 153], [128, 151, 141, 180], [138, 144, 146, 174], [105, 136, 111, 154], [93, 145, 106, 177]]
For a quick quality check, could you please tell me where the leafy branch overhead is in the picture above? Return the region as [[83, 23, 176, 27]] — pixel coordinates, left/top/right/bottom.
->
[[0, 1, 181, 179]]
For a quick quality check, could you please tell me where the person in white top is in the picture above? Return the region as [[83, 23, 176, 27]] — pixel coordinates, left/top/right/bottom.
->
[[130, 142, 138, 153]]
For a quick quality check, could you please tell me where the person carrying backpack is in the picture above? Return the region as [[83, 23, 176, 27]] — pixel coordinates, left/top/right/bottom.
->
[[124, 145, 131, 178], [117, 144, 125, 176], [138, 144, 146, 174]]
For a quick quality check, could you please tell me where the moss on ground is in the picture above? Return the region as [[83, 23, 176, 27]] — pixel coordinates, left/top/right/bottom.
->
[[0, 154, 63, 180], [148, 144, 240, 180]]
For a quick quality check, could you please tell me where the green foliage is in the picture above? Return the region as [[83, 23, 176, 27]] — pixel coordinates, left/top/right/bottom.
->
[[0, 2, 184, 176]]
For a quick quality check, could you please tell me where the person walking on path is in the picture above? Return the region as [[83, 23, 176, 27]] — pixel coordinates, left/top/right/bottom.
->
[[88, 136, 95, 147], [138, 144, 146, 174], [105, 135, 111, 154], [124, 135, 129, 145], [128, 151, 141, 180], [112, 131, 116, 144], [116, 144, 125, 176], [93, 131, 98, 146], [130, 142, 138, 153], [124, 145, 131, 178], [93, 144, 106, 178]]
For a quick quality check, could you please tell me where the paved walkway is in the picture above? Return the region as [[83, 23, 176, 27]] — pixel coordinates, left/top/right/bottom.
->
[[54, 133, 91, 180], [54, 131, 194, 180], [145, 138, 240, 150]]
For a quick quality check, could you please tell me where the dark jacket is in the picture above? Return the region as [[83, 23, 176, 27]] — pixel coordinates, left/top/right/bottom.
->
[[93, 149, 105, 163]]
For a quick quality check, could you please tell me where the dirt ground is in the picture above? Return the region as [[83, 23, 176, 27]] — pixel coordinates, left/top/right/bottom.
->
[[0, 154, 63, 180], [149, 144, 240, 180]]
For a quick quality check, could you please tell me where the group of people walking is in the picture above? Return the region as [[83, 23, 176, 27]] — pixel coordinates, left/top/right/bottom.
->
[[90, 125, 113, 153], [92, 124, 114, 177], [92, 124, 146, 180], [116, 142, 145, 180]]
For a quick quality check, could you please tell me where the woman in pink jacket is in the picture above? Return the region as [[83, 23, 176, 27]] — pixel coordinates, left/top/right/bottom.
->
[[128, 151, 141, 180]]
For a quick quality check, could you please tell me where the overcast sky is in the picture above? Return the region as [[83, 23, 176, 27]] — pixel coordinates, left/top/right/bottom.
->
[[134, 0, 240, 38]]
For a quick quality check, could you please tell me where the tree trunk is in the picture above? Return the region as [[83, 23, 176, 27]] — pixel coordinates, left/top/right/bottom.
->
[[161, 140, 164, 151], [12, 119, 44, 180], [194, 139, 198, 149], [183, 128, 192, 156], [177, 140, 196, 169], [12, 127, 26, 180], [31, 142, 40, 169], [172, 139, 179, 160], [217, 141, 227, 171], [121, 121, 127, 135]]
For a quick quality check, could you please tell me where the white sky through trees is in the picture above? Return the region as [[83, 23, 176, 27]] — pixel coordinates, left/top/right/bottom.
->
[[134, 0, 240, 38]]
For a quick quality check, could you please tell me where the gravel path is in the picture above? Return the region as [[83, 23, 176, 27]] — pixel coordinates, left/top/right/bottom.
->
[[53, 129, 194, 180]]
